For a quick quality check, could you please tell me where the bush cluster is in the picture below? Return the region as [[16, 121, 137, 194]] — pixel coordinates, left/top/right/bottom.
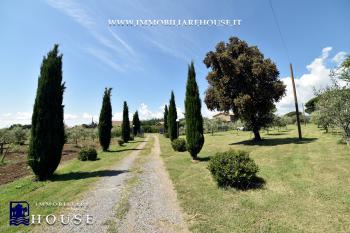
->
[[171, 138, 187, 152], [208, 149, 259, 188], [78, 147, 98, 161]]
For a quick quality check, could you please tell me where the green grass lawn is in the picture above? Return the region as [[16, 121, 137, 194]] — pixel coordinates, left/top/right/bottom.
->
[[0, 139, 143, 233], [160, 125, 350, 233]]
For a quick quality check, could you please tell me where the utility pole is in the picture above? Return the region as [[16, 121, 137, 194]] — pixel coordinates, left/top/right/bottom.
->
[[290, 63, 302, 139]]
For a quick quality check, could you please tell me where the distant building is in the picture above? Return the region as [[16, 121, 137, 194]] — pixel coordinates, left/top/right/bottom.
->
[[213, 112, 235, 122]]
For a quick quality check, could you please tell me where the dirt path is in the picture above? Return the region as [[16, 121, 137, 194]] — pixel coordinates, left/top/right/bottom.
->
[[117, 135, 189, 233], [34, 139, 148, 233], [34, 135, 189, 233]]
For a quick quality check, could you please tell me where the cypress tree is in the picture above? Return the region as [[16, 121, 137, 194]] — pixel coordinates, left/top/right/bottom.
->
[[163, 105, 169, 136], [122, 101, 130, 142], [132, 111, 141, 136], [28, 44, 65, 180], [185, 62, 204, 160], [168, 91, 178, 141], [98, 88, 112, 151]]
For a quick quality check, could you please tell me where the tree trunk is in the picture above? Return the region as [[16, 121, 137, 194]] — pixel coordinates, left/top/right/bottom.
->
[[253, 128, 261, 141], [191, 152, 198, 160]]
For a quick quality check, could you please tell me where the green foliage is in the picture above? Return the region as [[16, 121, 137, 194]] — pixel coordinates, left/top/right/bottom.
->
[[316, 84, 350, 144], [78, 147, 98, 161], [98, 88, 112, 151], [164, 105, 169, 135], [305, 97, 319, 114], [168, 91, 178, 141], [204, 37, 286, 141], [332, 56, 350, 82], [117, 138, 124, 146], [0, 128, 16, 163], [185, 62, 204, 159], [208, 149, 259, 188], [132, 111, 141, 136], [142, 125, 159, 133], [111, 127, 122, 138], [66, 127, 98, 145], [271, 115, 287, 130], [28, 44, 65, 181], [171, 138, 187, 152], [283, 112, 308, 125], [121, 101, 131, 142]]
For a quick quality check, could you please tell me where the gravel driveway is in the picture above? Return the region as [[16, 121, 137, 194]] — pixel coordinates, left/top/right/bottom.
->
[[34, 139, 148, 233], [117, 135, 189, 233], [34, 135, 189, 233]]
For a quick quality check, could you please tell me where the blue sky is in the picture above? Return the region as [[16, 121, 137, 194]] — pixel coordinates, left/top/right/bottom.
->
[[0, 0, 349, 127]]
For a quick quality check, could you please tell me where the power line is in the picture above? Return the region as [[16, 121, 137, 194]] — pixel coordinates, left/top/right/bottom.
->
[[268, 0, 302, 139], [268, 0, 290, 62]]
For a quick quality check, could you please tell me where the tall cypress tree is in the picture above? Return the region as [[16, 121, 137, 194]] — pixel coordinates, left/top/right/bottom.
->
[[28, 44, 65, 180], [185, 62, 204, 160], [98, 88, 112, 151], [132, 111, 141, 136], [168, 91, 178, 141], [163, 105, 169, 136], [122, 101, 130, 142]]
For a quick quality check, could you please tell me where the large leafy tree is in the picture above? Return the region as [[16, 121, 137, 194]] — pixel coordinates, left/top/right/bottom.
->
[[168, 91, 178, 141], [314, 58, 350, 145], [316, 85, 350, 145], [98, 88, 112, 151], [305, 96, 319, 114], [336, 56, 350, 82], [28, 44, 65, 180], [204, 37, 286, 140], [163, 105, 169, 136], [132, 111, 141, 136], [122, 101, 131, 142], [185, 62, 204, 160]]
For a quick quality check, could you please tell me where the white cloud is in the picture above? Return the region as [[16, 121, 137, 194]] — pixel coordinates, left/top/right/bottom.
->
[[112, 112, 123, 121], [277, 47, 347, 115], [201, 107, 218, 119], [332, 51, 347, 65], [46, 0, 135, 72], [0, 112, 31, 128], [64, 113, 78, 120], [0, 112, 102, 128], [138, 103, 163, 120], [16, 112, 32, 120], [85, 47, 125, 72]]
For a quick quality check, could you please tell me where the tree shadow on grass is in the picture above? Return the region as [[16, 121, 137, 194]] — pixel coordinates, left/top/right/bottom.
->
[[229, 137, 317, 146], [220, 176, 266, 191], [50, 169, 128, 181], [264, 132, 287, 136], [127, 140, 147, 143], [196, 156, 211, 162], [107, 148, 143, 153]]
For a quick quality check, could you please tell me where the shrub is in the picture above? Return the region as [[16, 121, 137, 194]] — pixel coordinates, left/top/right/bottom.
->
[[111, 127, 121, 138], [171, 138, 187, 152], [117, 138, 124, 146], [78, 147, 97, 161], [208, 149, 259, 188]]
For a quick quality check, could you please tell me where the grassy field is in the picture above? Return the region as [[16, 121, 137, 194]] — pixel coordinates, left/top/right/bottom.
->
[[159, 124, 350, 233], [0, 139, 143, 233]]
